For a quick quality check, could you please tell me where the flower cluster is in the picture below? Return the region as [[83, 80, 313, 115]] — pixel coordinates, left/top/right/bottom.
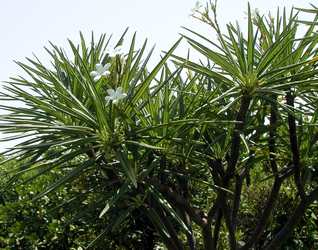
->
[[90, 46, 123, 82], [90, 45, 126, 104]]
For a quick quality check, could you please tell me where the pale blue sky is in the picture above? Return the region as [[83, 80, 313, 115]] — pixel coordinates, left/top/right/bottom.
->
[[0, 0, 311, 81], [0, 0, 312, 150]]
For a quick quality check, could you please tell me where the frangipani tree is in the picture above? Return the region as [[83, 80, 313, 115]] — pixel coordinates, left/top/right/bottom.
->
[[0, 1, 318, 250]]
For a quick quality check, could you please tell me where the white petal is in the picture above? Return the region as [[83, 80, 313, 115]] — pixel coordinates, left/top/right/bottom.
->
[[94, 75, 101, 81], [114, 89, 121, 96], [103, 63, 111, 71], [102, 70, 110, 76], [96, 63, 103, 72], [116, 93, 126, 100], [113, 93, 120, 99], [115, 87, 126, 100], [90, 71, 98, 77], [107, 88, 115, 96]]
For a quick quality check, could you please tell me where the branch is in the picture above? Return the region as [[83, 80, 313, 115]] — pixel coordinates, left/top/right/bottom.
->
[[269, 98, 278, 174], [286, 91, 306, 199], [202, 224, 214, 250], [212, 209, 222, 250], [213, 185, 237, 250], [231, 173, 244, 231], [226, 95, 251, 181], [221, 196, 237, 250], [177, 173, 196, 250]]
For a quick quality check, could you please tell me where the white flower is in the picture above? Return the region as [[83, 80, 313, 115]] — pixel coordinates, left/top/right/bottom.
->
[[105, 87, 127, 103], [90, 63, 111, 81], [106, 46, 123, 57]]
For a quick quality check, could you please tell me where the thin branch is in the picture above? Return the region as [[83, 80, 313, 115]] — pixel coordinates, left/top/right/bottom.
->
[[226, 95, 251, 181], [231, 173, 244, 231], [212, 209, 222, 250], [207, 196, 221, 226], [202, 224, 214, 250], [286, 91, 306, 199], [221, 196, 237, 250], [178, 173, 197, 250], [269, 98, 278, 174]]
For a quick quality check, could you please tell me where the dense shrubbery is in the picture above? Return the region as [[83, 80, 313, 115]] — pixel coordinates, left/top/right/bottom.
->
[[1, 160, 317, 249], [1, 1, 318, 249], [0, 160, 162, 249], [0, 162, 96, 249]]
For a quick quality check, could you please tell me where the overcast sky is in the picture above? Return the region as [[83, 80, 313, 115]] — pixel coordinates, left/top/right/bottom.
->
[[0, 0, 312, 150]]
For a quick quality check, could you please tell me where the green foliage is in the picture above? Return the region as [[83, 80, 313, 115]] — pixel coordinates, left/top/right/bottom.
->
[[0, 161, 90, 249], [0, 159, 160, 249]]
